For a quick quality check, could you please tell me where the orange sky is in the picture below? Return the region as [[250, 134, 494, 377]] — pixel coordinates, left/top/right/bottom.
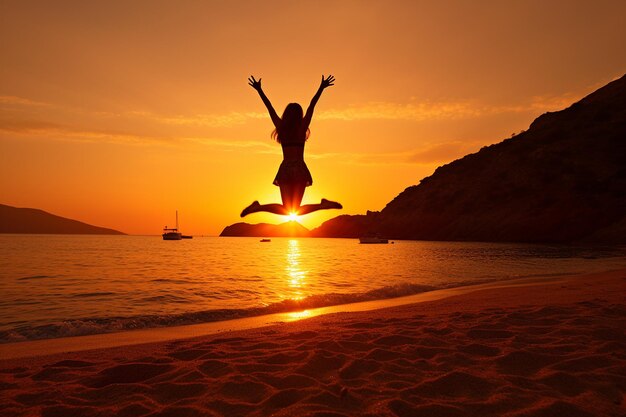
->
[[1, 0, 625, 235]]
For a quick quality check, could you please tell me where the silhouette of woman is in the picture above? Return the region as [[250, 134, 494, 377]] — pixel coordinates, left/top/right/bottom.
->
[[241, 75, 342, 217]]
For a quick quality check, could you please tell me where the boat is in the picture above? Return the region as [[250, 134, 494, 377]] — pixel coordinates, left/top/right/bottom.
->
[[359, 237, 389, 244], [260, 238, 271, 242], [162, 228, 182, 240], [162, 211, 184, 240], [181, 235, 193, 239]]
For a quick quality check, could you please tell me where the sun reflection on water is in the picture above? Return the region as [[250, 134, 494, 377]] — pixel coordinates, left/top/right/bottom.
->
[[286, 239, 307, 300], [285, 309, 313, 320]]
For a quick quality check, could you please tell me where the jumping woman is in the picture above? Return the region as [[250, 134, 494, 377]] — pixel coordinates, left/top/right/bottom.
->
[[241, 75, 342, 217]]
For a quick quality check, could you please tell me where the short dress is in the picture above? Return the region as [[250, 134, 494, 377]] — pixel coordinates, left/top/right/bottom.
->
[[273, 143, 313, 187]]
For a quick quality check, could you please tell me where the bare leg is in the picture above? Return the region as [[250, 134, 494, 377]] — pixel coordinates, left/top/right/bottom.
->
[[280, 183, 305, 213], [240, 184, 304, 217], [241, 201, 289, 217], [297, 198, 343, 215], [241, 184, 340, 217]]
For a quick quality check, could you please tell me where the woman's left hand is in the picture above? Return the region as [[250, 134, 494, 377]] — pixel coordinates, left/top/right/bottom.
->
[[320, 74, 335, 89]]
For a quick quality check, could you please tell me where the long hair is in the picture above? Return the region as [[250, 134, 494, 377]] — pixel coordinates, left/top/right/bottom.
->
[[272, 103, 310, 143]]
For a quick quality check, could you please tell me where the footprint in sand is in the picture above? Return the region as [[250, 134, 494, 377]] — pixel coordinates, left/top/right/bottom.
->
[[85, 363, 174, 388]]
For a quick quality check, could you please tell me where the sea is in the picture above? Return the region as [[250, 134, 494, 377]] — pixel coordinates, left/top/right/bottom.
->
[[1, 235, 625, 343]]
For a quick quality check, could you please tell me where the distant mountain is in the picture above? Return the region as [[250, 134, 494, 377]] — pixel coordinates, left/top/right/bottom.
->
[[312, 74, 626, 243], [0, 204, 125, 235], [220, 221, 310, 237], [309, 212, 378, 239]]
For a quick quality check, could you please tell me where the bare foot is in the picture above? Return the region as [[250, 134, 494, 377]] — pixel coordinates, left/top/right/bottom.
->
[[321, 198, 342, 210], [241, 201, 260, 217]]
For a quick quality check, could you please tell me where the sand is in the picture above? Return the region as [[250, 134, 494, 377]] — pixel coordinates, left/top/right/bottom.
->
[[1, 269, 624, 417]]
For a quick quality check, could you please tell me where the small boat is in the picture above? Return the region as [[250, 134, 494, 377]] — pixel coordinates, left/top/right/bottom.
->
[[181, 235, 193, 239], [260, 238, 271, 242], [359, 237, 389, 244], [162, 211, 184, 240], [162, 227, 182, 240]]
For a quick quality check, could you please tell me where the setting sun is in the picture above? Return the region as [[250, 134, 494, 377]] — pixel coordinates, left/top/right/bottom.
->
[[287, 212, 299, 221]]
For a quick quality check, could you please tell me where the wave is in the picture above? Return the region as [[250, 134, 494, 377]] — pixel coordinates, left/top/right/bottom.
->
[[0, 282, 441, 343], [70, 292, 115, 298], [17, 275, 53, 281]]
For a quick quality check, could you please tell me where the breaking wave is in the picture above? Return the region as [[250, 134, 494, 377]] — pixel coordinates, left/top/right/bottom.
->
[[0, 282, 440, 343]]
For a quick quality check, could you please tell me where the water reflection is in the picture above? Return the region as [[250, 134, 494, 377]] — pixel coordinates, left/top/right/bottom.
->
[[3, 236, 626, 342], [286, 239, 307, 299], [285, 310, 312, 320]]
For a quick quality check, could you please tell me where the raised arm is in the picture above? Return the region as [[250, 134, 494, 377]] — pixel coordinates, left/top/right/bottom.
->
[[248, 76, 281, 128], [303, 75, 335, 128]]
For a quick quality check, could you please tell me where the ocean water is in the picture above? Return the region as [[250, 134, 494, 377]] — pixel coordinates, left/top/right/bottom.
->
[[1, 235, 625, 343]]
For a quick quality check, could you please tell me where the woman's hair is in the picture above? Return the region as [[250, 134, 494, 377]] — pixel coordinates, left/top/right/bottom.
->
[[272, 103, 310, 143]]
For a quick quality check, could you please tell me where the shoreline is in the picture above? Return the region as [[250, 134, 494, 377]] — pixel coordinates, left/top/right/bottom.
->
[[2, 268, 624, 417], [0, 270, 595, 360]]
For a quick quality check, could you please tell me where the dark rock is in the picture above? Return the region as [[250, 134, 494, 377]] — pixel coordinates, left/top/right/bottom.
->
[[0, 204, 125, 235], [220, 221, 309, 237], [311, 74, 626, 243]]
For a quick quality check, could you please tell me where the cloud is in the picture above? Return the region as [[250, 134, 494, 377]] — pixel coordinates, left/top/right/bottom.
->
[[128, 110, 267, 128], [318, 101, 483, 121], [0, 119, 63, 132], [405, 140, 481, 164], [0, 96, 51, 107], [0, 116, 476, 165], [180, 137, 278, 153], [128, 101, 491, 126], [118, 96, 580, 129], [527, 92, 587, 111], [316, 91, 589, 122], [0, 117, 279, 152], [31, 95, 580, 132], [0, 96, 265, 129], [0, 120, 162, 146], [0, 88, 589, 135], [307, 139, 486, 167], [0, 87, 589, 153]]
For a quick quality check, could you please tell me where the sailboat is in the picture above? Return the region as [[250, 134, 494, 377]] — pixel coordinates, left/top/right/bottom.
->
[[162, 211, 183, 240]]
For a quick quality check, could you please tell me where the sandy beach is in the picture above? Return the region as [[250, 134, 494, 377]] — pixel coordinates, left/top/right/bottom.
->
[[1, 269, 624, 417]]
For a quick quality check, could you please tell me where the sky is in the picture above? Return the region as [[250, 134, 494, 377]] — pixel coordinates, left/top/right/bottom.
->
[[1, 0, 625, 235]]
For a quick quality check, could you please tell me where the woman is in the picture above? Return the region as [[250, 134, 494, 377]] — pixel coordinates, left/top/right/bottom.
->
[[241, 75, 342, 217]]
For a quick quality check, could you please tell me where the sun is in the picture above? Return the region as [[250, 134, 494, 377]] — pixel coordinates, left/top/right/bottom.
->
[[287, 212, 299, 221]]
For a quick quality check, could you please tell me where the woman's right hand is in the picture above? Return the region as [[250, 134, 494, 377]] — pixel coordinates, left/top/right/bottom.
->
[[248, 75, 262, 91]]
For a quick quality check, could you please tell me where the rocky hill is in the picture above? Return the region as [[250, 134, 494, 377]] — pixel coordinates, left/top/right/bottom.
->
[[0, 204, 125, 235], [220, 221, 310, 237], [311, 74, 626, 243]]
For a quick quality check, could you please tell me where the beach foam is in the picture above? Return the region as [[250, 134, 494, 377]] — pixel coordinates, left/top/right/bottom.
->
[[0, 282, 445, 342]]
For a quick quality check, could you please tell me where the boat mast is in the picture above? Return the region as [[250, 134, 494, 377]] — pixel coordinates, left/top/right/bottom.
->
[[176, 210, 179, 230]]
